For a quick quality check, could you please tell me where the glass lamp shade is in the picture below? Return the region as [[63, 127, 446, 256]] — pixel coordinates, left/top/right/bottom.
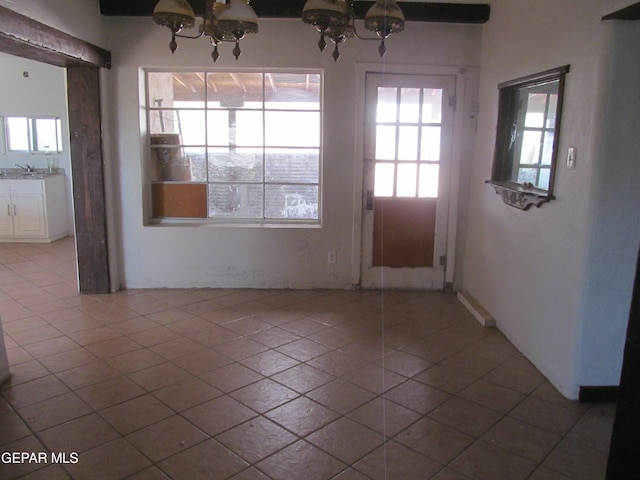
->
[[364, 0, 405, 38], [302, 0, 348, 32], [216, 0, 259, 41], [153, 0, 196, 31]]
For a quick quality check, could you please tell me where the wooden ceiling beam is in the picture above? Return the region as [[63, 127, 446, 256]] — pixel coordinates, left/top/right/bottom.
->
[[0, 6, 111, 68], [99, 1, 490, 24]]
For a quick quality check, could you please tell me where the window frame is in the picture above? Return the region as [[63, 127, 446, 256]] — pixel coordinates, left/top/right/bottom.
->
[[144, 68, 323, 227], [487, 65, 569, 210], [2, 116, 63, 154]]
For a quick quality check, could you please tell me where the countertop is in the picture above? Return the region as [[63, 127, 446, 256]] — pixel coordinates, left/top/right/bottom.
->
[[0, 168, 64, 179]]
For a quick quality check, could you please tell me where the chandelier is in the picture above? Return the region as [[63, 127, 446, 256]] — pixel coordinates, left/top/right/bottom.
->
[[152, 0, 258, 62], [302, 0, 405, 60]]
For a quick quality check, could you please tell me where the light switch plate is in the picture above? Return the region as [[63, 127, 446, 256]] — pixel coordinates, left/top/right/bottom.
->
[[567, 147, 576, 169]]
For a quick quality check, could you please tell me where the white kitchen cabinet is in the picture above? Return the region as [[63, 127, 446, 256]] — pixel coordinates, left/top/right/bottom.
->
[[0, 175, 68, 242]]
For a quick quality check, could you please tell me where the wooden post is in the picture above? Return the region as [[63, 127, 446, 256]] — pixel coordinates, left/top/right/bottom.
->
[[67, 67, 111, 294]]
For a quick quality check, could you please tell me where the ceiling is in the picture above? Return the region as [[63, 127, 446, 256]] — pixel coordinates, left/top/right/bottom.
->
[[99, 1, 491, 24], [603, 1, 640, 20]]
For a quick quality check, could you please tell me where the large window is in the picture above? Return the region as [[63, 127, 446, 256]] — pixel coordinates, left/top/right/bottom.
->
[[146, 70, 322, 223]]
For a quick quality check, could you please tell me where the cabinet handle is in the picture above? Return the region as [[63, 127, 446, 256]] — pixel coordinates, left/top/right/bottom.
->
[[13, 205, 16, 216]]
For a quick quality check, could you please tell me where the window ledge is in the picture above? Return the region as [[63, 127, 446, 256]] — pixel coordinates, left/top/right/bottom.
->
[[485, 180, 552, 210], [147, 218, 322, 229]]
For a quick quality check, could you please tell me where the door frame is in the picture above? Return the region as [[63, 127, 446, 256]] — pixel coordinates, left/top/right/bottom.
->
[[351, 63, 475, 290], [0, 6, 112, 293]]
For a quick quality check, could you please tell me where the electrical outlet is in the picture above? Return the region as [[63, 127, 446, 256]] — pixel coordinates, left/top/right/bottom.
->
[[327, 251, 337, 264]]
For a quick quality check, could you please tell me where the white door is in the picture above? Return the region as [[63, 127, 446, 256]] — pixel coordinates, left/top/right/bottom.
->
[[361, 73, 455, 289]]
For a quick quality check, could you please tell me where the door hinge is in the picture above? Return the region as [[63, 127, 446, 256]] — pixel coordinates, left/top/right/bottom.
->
[[366, 190, 374, 211], [439, 255, 447, 267], [448, 96, 457, 110]]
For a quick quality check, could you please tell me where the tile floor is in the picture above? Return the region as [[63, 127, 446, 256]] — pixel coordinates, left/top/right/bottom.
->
[[0, 237, 615, 480]]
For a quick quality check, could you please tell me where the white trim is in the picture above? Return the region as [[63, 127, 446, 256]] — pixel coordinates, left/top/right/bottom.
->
[[458, 291, 496, 327]]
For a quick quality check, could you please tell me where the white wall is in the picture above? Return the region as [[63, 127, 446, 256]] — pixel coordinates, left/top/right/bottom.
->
[[462, 0, 638, 398], [0, 53, 75, 233], [102, 16, 481, 289], [577, 19, 640, 388]]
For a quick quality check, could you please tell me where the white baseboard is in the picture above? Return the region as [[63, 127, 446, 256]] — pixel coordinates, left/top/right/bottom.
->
[[457, 291, 496, 327]]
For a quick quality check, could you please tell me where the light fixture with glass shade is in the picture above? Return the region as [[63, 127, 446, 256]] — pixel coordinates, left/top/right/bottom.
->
[[153, 0, 258, 62], [302, 0, 405, 60]]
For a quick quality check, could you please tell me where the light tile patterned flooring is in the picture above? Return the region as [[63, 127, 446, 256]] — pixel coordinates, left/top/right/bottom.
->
[[0, 237, 614, 480]]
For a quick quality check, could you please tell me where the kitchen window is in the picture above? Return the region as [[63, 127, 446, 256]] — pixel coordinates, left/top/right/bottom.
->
[[146, 70, 322, 224], [3, 116, 62, 154]]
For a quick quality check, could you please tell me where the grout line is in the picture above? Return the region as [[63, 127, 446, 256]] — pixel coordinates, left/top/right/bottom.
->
[[0, 239, 614, 480]]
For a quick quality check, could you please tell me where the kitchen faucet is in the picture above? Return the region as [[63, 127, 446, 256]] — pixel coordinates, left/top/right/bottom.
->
[[14, 163, 35, 173]]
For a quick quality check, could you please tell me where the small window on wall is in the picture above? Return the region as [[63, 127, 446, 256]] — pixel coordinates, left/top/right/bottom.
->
[[487, 65, 569, 210], [3, 116, 63, 153], [146, 70, 322, 224]]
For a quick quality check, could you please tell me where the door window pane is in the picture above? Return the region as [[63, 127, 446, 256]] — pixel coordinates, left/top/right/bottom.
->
[[398, 126, 419, 161], [419, 164, 439, 198], [376, 87, 397, 122], [399, 88, 420, 123], [397, 163, 417, 197], [420, 126, 441, 161], [422, 89, 443, 123], [374, 163, 394, 197], [375, 126, 396, 160]]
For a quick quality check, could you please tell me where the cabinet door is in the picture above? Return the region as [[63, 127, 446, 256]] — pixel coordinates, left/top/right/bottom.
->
[[12, 192, 46, 237], [0, 192, 14, 236]]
